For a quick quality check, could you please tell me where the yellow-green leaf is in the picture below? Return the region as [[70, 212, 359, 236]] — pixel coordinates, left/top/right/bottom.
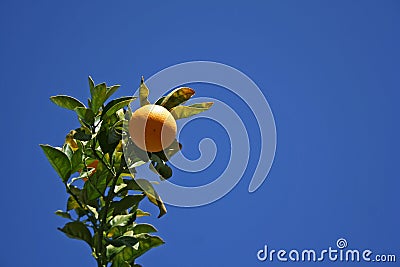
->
[[50, 95, 86, 110], [139, 77, 150, 106], [170, 102, 213, 119], [67, 195, 80, 211], [55, 210, 72, 219]]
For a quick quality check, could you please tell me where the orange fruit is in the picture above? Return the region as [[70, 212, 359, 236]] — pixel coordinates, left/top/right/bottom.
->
[[128, 104, 177, 152]]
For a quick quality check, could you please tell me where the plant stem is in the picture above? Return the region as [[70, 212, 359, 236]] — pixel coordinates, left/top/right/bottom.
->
[[97, 168, 122, 266], [65, 183, 101, 262]]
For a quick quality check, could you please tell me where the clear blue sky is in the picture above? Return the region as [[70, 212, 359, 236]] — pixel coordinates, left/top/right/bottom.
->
[[0, 1, 399, 266]]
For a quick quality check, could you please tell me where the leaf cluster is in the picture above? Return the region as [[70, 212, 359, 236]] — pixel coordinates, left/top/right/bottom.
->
[[40, 77, 212, 267]]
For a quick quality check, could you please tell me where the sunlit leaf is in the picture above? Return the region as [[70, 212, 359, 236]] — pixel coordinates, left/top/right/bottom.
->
[[50, 95, 85, 110], [170, 102, 213, 119], [91, 82, 107, 113], [65, 131, 79, 151], [88, 76, 95, 91], [62, 143, 73, 160], [40, 144, 71, 182], [87, 205, 99, 219], [110, 214, 135, 227], [55, 210, 72, 220], [160, 87, 195, 110], [135, 209, 150, 217], [133, 224, 157, 234], [67, 195, 80, 211], [139, 77, 150, 106]]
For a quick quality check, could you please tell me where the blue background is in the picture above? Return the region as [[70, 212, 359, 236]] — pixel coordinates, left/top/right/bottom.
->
[[0, 1, 399, 266]]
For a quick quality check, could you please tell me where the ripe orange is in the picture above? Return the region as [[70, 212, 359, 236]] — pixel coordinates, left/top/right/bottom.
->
[[128, 104, 177, 152]]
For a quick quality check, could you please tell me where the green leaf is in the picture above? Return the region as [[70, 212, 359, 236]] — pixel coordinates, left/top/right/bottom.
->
[[120, 179, 142, 192], [107, 226, 123, 239], [74, 107, 95, 125], [133, 224, 157, 234], [67, 195, 80, 211], [102, 96, 137, 119], [66, 186, 89, 215], [129, 234, 164, 260], [65, 131, 79, 151], [70, 147, 83, 173], [90, 82, 107, 113], [170, 102, 213, 119], [136, 209, 150, 217], [62, 143, 73, 160], [135, 179, 167, 218], [88, 76, 95, 91], [83, 168, 108, 201], [40, 144, 71, 182], [110, 214, 135, 227], [139, 77, 150, 107], [154, 96, 165, 105], [58, 221, 93, 246], [87, 98, 92, 110], [111, 195, 145, 215], [50, 95, 85, 110], [107, 244, 126, 259], [112, 247, 135, 267], [106, 84, 121, 101], [160, 87, 195, 110], [55, 210, 72, 220]]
